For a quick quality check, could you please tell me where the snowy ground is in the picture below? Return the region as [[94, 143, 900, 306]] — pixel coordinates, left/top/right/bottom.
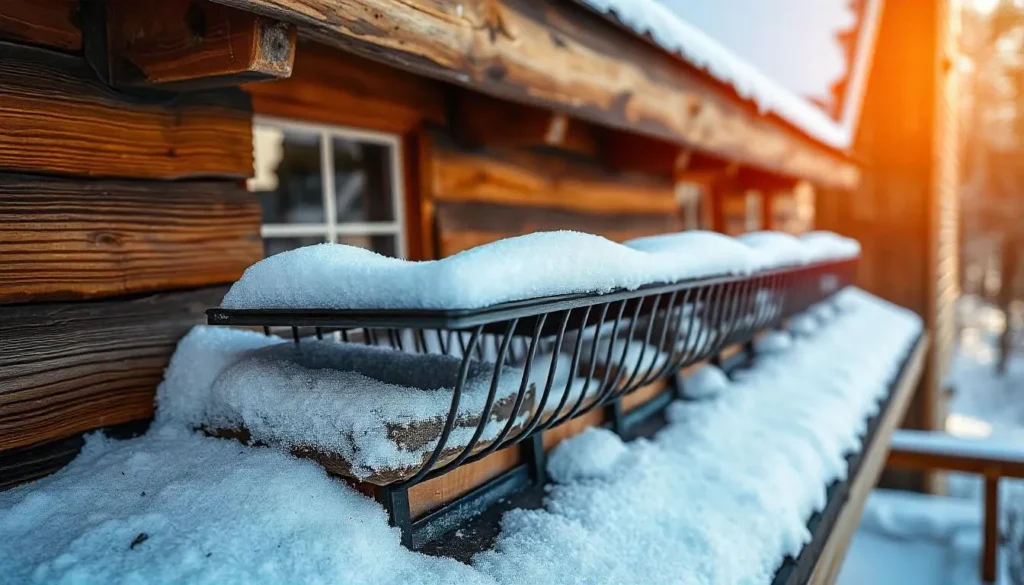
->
[[838, 295, 1024, 585]]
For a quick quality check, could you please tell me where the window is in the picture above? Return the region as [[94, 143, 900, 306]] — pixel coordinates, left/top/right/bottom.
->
[[250, 116, 407, 258]]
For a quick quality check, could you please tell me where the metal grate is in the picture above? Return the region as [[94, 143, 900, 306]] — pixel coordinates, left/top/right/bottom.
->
[[206, 258, 857, 547]]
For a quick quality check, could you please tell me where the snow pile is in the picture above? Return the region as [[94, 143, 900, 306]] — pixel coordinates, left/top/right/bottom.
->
[[0, 426, 488, 585], [788, 314, 820, 336], [754, 331, 794, 355], [576, 0, 871, 148], [221, 230, 858, 311], [477, 288, 922, 584], [738, 231, 810, 269], [223, 231, 749, 311], [801, 231, 861, 262], [547, 428, 629, 483], [623, 230, 760, 275], [159, 328, 535, 481], [679, 364, 730, 400]]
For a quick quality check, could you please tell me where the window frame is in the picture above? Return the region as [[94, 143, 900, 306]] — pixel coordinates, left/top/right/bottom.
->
[[253, 114, 408, 258]]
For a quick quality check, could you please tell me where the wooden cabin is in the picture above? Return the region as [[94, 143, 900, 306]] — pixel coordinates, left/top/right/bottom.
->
[[0, 0, 959, 582]]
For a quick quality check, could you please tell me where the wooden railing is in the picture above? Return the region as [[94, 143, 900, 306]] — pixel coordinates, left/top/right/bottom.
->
[[887, 429, 1024, 583]]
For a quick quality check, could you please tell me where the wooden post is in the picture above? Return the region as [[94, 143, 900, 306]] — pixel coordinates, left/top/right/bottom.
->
[[984, 470, 999, 583]]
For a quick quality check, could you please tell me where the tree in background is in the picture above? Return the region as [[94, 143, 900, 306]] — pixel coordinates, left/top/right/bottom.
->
[[960, 0, 1024, 374]]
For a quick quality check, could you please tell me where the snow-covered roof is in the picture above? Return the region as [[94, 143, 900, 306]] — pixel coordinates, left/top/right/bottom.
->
[[576, 0, 884, 150]]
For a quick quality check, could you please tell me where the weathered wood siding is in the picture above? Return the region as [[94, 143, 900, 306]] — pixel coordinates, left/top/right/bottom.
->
[[0, 176, 261, 303], [0, 0, 80, 52], [431, 137, 681, 255], [0, 42, 253, 179], [0, 288, 225, 451], [0, 10, 257, 488]]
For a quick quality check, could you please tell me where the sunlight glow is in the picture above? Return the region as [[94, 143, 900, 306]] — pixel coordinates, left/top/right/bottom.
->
[[945, 413, 994, 438]]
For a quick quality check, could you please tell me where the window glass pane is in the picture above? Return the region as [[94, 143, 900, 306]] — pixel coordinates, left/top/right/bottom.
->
[[263, 235, 327, 258], [253, 124, 325, 224], [338, 234, 398, 258], [332, 137, 395, 224]]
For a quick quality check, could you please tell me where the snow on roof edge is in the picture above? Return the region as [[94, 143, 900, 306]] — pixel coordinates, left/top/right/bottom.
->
[[576, 0, 885, 151]]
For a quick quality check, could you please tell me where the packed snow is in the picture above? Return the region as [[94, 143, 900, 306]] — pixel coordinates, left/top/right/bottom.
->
[[221, 230, 858, 311], [737, 231, 810, 269], [1, 288, 921, 584], [0, 426, 488, 585], [754, 331, 794, 355], [801, 231, 861, 262], [678, 364, 730, 400], [159, 327, 536, 481]]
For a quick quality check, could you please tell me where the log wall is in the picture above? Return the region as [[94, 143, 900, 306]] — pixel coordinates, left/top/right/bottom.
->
[[0, 3, 260, 487]]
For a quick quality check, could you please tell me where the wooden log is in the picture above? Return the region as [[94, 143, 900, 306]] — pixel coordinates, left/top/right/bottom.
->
[[603, 132, 687, 179], [0, 286, 226, 451], [0, 0, 81, 52], [246, 40, 445, 134], [0, 420, 149, 491], [435, 200, 680, 256], [454, 91, 601, 158], [103, 0, 296, 89], [0, 41, 253, 180], [210, 0, 858, 188], [0, 174, 262, 303], [432, 139, 678, 216], [0, 433, 84, 491]]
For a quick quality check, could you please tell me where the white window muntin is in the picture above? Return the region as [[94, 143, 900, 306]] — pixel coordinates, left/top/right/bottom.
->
[[253, 115, 407, 258]]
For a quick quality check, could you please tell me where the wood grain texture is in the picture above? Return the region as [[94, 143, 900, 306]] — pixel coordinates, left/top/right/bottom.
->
[[0, 0, 81, 51], [247, 40, 445, 133], [211, 0, 858, 188], [435, 200, 681, 256], [0, 174, 262, 303], [0, 287, 226, 451], [408, 445, 521, 518], [0, 41, 253, 179], [0, 433, 83, 490], [106, 0, 296, 89], [454, 90, 602, 158], [433, 139, 677, 216]]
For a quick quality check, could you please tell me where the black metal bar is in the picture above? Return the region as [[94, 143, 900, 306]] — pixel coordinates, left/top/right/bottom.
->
[[207, 259, 857, 331], [205, 257, 860, 553], [521, 432, 546, 485], [376, 485, 413, 548]]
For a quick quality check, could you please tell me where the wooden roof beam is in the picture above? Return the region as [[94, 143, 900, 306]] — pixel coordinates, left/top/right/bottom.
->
[[452, 90, 601, 158], [87, 0, 296, 90], [207, 0, 860, 189]]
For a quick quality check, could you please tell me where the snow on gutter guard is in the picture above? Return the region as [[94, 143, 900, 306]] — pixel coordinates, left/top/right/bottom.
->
[[219, 230, 860, 312], [575, 0, 884, 150], [0, 289, 922, 585]]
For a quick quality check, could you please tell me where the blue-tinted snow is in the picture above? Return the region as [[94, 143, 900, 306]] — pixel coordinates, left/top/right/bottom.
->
[[1, 289, 920, 584], [222, 230, 858, 311]]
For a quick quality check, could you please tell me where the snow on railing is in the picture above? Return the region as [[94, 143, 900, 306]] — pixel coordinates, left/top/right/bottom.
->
[[202, 230, 859, 547]]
